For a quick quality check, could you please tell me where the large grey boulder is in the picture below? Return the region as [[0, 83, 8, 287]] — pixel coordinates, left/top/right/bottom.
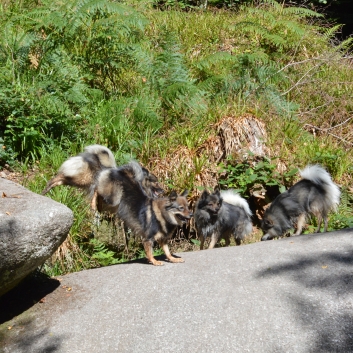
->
[[0, 178, 73, 296]]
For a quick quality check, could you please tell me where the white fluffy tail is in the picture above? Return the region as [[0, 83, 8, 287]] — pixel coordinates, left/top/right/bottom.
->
[[221, 190, 252, 216], [84, 144, 117, 168], [127, 160, 145, 183], [59, 156, 87, 177], [300, 164, 340, 211]]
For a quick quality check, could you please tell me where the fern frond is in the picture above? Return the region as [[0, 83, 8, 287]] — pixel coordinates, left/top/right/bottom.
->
[[133, 95, 162, 131], [322, 24, 343, 40], [195, 52, 235, 71], [282, 6, 322, 18], [253, 0, 281, 11], [335, 37, 353, 51], [279, 20, 306, 36]]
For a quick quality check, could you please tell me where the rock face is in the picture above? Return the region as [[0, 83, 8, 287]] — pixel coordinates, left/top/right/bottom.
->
[[0, 178, 74, 296]]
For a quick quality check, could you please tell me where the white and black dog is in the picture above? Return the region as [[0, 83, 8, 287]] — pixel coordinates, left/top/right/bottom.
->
[[42, 145, 164, 211], [194, 188, 253, 249], [261, 165, 340, 241]]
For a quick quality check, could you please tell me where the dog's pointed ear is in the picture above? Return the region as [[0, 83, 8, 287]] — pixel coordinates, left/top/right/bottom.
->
[[181, 189, 188, 197], [169, 190, 178, 201], [263, 218, 273, 227], [214, 187, 221, 197], [141, 166, 149, 177], [200, 190, 209, 199]]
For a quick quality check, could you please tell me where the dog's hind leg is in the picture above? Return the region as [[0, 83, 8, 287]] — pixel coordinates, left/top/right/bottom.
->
[[160, 242, 184, 263], [122, 222, 131, 251], [41, 174, 66, 195], [323, 215, 329, 232], [315, 214, 323, 233], [208, 233, 218, 249], [224, 235, 230, 247], [293, 213, 306, 236], [90, 189, 102, 226], [143, 241, 163, 266]]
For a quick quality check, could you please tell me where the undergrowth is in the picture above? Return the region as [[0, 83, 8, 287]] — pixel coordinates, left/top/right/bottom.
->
[[1, 0, 352, 275]]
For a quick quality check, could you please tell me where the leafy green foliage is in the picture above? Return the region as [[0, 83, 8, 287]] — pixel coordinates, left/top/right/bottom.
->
[[219, 154, 299, 196], [1, 0, 352, 274], [90, 239, 120, 266], [142, 29, 208, 123], [0, 0, 149, 164]]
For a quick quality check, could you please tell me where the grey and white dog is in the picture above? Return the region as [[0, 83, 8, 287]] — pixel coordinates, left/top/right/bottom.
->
[[261, 165, 340, 241], [194, 188, 253, 250], [42, 144, 117, 200], [95, 161, 164, 214], [42, 146, 164, 212]]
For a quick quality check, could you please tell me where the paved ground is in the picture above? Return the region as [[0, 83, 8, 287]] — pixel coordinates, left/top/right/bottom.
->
[[1, 229, 353, 353]]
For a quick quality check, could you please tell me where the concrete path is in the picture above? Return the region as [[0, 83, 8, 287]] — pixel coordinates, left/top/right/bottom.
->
[[1, 229, 353, 353]]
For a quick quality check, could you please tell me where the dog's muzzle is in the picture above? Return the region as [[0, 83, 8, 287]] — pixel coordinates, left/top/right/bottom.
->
[[176, 214, 192, 224], [261, 233, 273, 241]]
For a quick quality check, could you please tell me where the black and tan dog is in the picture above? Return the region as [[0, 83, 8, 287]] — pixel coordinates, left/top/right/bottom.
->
[[194, 188, 253, 250], [94, 161, 164, 214], [97, 162, 192, 265]]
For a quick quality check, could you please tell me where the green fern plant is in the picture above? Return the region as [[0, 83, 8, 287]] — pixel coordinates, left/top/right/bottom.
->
[[195, 50, 298, 116], [90, 238, 120, 267], [141, 29, 208, 123], [233, 1, 322, 57], [23, 0, 148, 93]]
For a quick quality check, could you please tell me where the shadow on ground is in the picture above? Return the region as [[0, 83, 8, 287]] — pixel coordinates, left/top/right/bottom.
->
[[256, 244, 353, 352], [0, 317, 66, 353], [0, 270, 60, 324]]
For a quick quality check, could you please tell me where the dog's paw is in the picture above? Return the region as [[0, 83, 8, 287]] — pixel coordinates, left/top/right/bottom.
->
[[150, 260, 164, 266], [261, 234, 272, 241], [168, 257, 185, 263]]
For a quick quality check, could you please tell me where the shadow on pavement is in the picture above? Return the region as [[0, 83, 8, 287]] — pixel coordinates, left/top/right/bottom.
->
[[1, 317, 66, 353], [0, 270, 60, 324], [256, 246, 353, 352]]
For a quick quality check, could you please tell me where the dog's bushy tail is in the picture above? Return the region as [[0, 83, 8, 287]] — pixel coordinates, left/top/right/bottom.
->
[[300, 165, 340, 211], [220, 190, 252, 216], [84, 144, 117, 168], [125, 161, 145, 183]]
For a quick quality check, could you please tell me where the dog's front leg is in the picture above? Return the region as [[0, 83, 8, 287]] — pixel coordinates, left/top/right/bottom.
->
[[90, 189, 98, 211], [41, 174, 65, 195], [199, 234, 205, 250], [160, 242, 184, 263], [143, 241, 163, 266], [224, 235, 231, 247]]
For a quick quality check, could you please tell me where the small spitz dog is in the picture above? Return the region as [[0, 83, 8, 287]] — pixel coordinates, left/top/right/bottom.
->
[[97, 162, 192, 265], [194, 188, 253, 250], [42, 146, 164, 211], [42, 144, 116, 199], [261, 165, 340, 241]]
